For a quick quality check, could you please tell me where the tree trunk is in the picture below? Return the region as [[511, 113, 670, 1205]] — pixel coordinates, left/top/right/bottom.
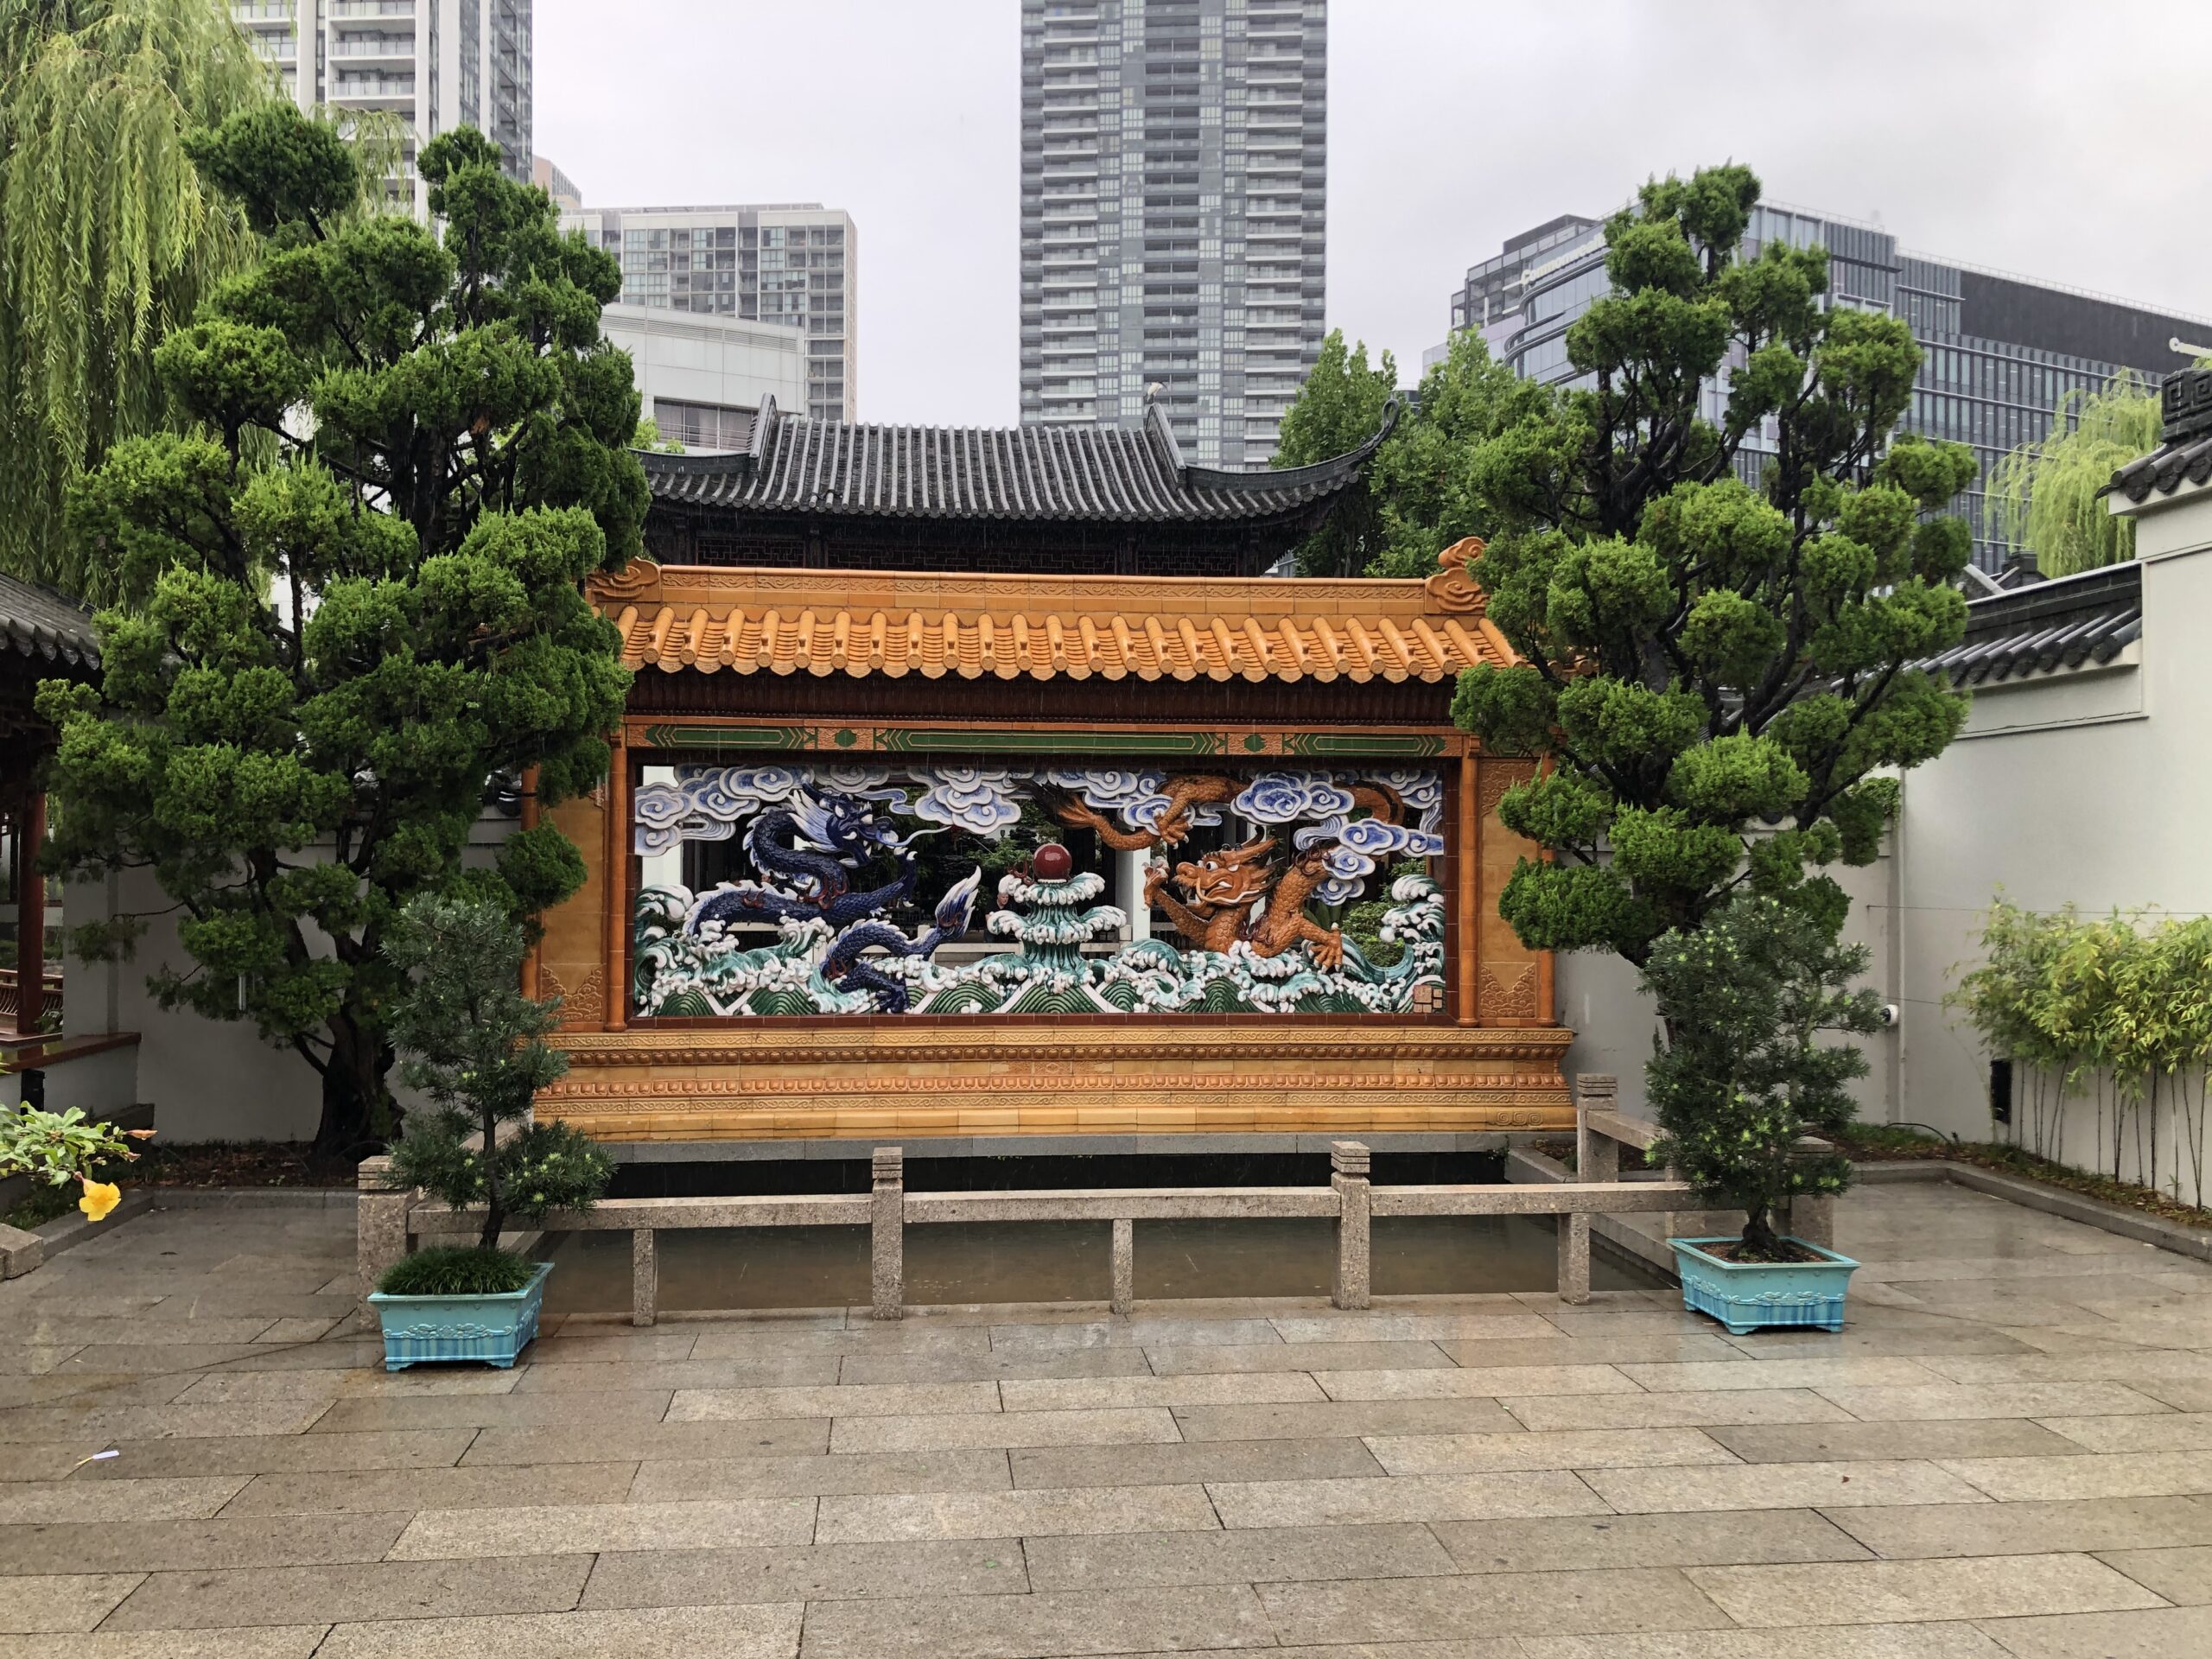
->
[[1738, 1205, 1780, 1261], [315, 1014, 395, 1159]]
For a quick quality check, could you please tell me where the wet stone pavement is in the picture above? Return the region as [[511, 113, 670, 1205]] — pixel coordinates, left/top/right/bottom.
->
[[4, 1183, 2212, 1656]]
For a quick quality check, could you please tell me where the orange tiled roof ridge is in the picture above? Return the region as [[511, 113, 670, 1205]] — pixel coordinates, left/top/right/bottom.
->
[[589, 542, 1515, 684]]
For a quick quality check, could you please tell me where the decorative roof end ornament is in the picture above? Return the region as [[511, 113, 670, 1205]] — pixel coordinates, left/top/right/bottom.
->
[[1424, 537, 1487, 614]]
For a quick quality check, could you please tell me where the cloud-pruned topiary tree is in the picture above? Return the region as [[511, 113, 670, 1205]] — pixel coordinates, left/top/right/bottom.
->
[[36, 106, 643, 1154], [1452, 163, 1981, 969]]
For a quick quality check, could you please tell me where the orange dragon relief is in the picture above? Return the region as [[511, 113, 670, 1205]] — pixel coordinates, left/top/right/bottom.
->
[[1047, 773, 1405, 969]]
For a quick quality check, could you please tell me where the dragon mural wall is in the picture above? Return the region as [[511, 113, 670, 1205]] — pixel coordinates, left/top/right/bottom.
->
[[630, 764, 1446, 1019]]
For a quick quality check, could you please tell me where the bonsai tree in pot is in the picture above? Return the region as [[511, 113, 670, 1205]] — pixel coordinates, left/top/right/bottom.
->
[[371, 893, 611, 1366], [1640, 891, 1884, 1330]]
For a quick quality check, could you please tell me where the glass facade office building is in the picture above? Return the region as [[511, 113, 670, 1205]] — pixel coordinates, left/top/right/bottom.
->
[[1018, 0, 1328, 467], [1450, 206, 2211, 568]]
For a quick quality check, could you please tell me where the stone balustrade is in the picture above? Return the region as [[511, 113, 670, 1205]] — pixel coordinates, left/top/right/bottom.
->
[[362, 1136, 1695, 1330]]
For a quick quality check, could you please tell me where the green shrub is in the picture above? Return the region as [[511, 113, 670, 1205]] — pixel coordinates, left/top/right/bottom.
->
[[377, 1246, 537, 1298]]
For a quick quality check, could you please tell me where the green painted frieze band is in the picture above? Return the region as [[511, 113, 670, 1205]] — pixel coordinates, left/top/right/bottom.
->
[[874, 728, 1228, 755], [639, 724, 810, 750]]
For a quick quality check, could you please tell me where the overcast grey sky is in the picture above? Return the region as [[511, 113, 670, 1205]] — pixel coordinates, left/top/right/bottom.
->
[[537, 1, 2212, 430]]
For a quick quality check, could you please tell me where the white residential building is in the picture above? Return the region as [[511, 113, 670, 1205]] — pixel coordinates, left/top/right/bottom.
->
[[234, 0, 533, 214], [563, 205, 858, 423]]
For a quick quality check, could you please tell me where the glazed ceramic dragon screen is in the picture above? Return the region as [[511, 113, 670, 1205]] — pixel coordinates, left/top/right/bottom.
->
[[628, 763, 1447, 1019]]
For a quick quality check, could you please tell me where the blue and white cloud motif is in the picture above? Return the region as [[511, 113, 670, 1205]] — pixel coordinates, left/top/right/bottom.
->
[[1294, 812, 1447, 906], [818, 765, 912, 810], [912, 767, 1025, 837], [1234, 772, 1357, 825], [635, 766, 808, 856], [1370, 768, 1446, 833]]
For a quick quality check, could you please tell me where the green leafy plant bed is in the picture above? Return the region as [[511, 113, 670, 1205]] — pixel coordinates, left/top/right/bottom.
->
[[1833, 1126, 2212, 1234]]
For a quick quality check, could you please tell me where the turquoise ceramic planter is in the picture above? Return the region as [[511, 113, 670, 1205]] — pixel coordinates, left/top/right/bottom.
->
[[1669, 1236, 1859, 1335], [368, 1262, 552, 1370]]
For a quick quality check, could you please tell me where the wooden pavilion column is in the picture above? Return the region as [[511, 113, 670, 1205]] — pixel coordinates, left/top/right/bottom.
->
[[1455, 747, 1479, 1027], [602, 730, 629, 1032]]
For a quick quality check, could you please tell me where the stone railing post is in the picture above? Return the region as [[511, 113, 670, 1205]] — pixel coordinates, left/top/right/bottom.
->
[[1331, 1140, 1370, 1311], [356, 1154, 408, 1329], [632, 1228, 658, 1328], [1789, 1193, 1835, 1251], [871, 1147, 904, 1321], [1557, 1209, 1592, 1305], [1575, 1073, 1618, 1184], [1109, 1217, 1135, 1315]]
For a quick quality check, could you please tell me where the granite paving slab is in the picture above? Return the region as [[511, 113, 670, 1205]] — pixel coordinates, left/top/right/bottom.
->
[[1498, 1388, 1858, 1431], [1144, 1340, 1454, 1375], [627, 1446, 1012, 1500], [0, 1630, 330, 1658], [2094, 1542, 2212, 1603], [829, 1406, 1179, 1453], [0, 1401, 332, 1440], [578, 1536, 1029, 1608], [1205, 1470, 1611, 1528], [995, 1372, 1326, 1411], [1827, 1496, 2212, 1559], [311, 1603, 804, 1659], [814, 1483, 1219, 1543], [1936, 1448, 2212, 1502], [508, 1357, 839, 1392], [0, 1512, 412, 1573], [2038, 1413, 2212, 1453], [99, 1554, 594, 1630], [0, 1572, 144, 1634], [1009, 1437, 1385, 1489], [459, 1418, 830, 1464], [796, 1584, 1273, 1658], [667, 1381, 1001, 1421], [1433, 1509, 1872, 1573], [309, 1392, 674, 1431], [221, 1460, 640, 1513], [1171, 1398, 1523, 1440], [1582, 1458, 1993, 1512], [386, 1496, 818, 1557], [1363, 1427, 1736, 1475], [1254, 1567, 1735, 1643], [1971, 1605, 2212, 1656], [1021, 1521, 1457, 1590], [1515, 1627, 2013, 1657], [986, 1319, 1281, 1351], [0, 1473, 246, 1522], [1315, 1365, 1638, 1400], [836, 1349, 1158, 1385], [1816, 1382, 2176, 1421], [1707, 1419, 2088, 1463], [1687, 1552, 2166, 1626]]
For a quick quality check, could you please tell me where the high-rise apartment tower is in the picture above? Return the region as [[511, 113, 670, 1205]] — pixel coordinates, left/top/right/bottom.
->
[[234, 1, 533, 212], [1019, 0, 1326, 467], [561, 206, 857, 423]]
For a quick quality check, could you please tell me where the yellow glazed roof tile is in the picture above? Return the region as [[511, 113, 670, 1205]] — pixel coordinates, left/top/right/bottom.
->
[[589, 539, 1512, 685]]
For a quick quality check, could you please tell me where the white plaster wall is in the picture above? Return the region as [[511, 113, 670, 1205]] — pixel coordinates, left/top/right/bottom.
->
[[62, 810, 521, 1143], [601, 304, 808, 429], [1555, 855, 1900, 1124], [1895, 502, 2212, 1174]]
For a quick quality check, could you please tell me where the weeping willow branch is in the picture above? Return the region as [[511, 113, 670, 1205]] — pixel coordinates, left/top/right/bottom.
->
[[1986, 370, 2170, 579], [0, 0, 275, 599]]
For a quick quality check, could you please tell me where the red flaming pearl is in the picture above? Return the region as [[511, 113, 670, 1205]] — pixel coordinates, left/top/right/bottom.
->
[[1031, 842, 1074, 881]]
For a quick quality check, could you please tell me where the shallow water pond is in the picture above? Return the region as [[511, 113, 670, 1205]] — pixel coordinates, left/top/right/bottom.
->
[[539, 1213, 1663, 1317]]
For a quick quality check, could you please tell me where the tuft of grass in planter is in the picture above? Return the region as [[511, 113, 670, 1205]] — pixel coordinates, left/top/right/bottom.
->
[[378, 1246, 537, 1298]]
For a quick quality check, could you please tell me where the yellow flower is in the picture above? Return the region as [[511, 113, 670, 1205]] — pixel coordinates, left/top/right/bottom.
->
[[78, 1179, 121, 1223]]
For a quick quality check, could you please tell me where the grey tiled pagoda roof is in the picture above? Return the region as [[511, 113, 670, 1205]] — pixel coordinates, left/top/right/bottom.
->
[[2107, 435, 2212, 504], [639, 397, 1397, 524], [2109, 365, 2212, 504], [0, 571, 99, 672], [1915, 562, 2141, 687]]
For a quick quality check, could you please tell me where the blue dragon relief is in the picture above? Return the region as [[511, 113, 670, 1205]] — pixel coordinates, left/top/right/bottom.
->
[[656, 790, 979, 1014]]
